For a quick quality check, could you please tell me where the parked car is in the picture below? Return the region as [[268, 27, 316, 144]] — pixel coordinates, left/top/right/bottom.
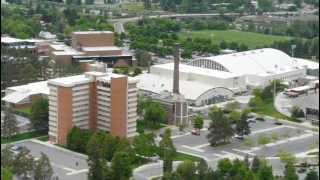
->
[[10, 145, 23, 155], [191, 129, 200, 136], [234, 134, 244, 140], [274, 121, 283, 125], [255, 117, 265, 121], [247, 118, 256, 123]]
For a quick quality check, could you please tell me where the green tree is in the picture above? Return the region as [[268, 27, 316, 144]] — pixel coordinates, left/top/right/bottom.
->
[[159, 129, 176, 174], [30, 98, 49, 131], [225, 101, 240, 112], [33, 153, 53, 180], [176, 160, 197, 180], [207, 107, 234, 146], [229, 110, 241, 123], [197, 159, 209, 180], [67, 127, 93, 153], [111, 151, 132, 180], [209, 106, 224, 121], [193, 115, 204, 130], [236, 110, 251, 136], [258, 0, 273, 12], [249, 96, 263, 108], [144, 102, 166, 126], [278, 150, 296, 165], [251, 156, 260, 173], [87, 132, 108, 180], [291, 106, 305, 119], [133, 133, 157, 157], [257, 160, 274, 180], [284, 162, 298, 180], [1, 145, 14, 169], [135, 50, 152, 67], [13, 146, 34, 179], [1, 167, 13, 180], [2, 106, 18, 138], [305, 169, 319, 180], [21, 63, 38, 83], [217, 158, 232, 176]]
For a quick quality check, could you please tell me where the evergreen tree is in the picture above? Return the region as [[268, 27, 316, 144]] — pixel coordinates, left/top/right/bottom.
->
[[197, 159, 209, 180], [159, 129, 176, 174], [236, 110, 251, 136], [2, 106, 18, 138], [87, 132, 108, 180]]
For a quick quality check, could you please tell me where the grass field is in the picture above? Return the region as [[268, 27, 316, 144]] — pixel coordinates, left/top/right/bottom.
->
[[1, 131, 47, 144], [252, 100, 292, 120], [179, 30, 291, 48], [174, 152, 203, 162], [14, 107, 31, 115]]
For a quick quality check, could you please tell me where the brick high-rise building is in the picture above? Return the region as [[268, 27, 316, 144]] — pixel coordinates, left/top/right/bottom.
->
[[47, 71, 138, 145]]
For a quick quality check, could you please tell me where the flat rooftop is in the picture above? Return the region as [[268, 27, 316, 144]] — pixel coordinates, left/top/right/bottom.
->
[[73, 31, 114, 35], [81, 46, 121, 52], [48, 75, 93, 87]]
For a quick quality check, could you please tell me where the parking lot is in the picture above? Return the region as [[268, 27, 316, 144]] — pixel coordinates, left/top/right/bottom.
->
[[172, 117, 319, 167], [2, 140, 88, 180]]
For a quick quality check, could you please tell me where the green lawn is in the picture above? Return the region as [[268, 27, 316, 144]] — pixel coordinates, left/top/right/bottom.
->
[[1, 131, 47, 144], [174, 152, 203, 162], [252, 100, 292, 120], [15, 107, 32, 114], [36, 135, 49, 142], [179, 30, 291, 48]]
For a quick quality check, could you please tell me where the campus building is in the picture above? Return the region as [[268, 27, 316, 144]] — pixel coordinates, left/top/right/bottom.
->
[[37, 31, 133, 68], [47, 71, 138, 145], [137, 48, 319, 107]]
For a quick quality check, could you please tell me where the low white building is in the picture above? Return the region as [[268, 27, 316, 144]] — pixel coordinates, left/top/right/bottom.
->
[[137, 63, 246, 106], [190, 48, 318, 87]]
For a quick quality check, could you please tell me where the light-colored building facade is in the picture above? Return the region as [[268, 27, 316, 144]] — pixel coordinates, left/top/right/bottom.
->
[[47, 72, 138, 145]]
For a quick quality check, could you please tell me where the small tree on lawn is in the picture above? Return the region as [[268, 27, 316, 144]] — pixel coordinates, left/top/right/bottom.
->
[[33, 153, 53, 180], [193, 115, 204, 130], [30, 98, 49, 131], [2, 106, 18, 138]]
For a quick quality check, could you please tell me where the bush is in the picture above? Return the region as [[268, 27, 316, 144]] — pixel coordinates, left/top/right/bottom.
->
[[291, 106, 305, 119], [258, 134, 271, 145]]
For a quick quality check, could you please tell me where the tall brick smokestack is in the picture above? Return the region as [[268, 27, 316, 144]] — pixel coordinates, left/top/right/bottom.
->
[[173, 43, 180, 94]]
